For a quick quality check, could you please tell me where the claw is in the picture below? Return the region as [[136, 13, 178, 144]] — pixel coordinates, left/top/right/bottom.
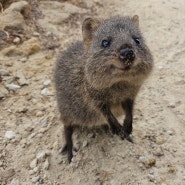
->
[[119, 130, 134, 143], [126, 135, 134, 143], [68, 152, 73, 163], [59, 144, 67, 153]]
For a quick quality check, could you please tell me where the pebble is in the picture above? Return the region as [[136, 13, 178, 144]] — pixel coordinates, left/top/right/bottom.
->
[[24, 125, 34, 132], [82, 140, 88, 147], [5, 131, 15, 139], [155, 136, 165, 145], [40, 119, 48, 127], [139, 155, 156, 168], [158, 65, 164, 69], [29, 170, 35, 175], [168, 164, 176, 173], [148, 173, 155, 182], [32, 176, 40, 183], [43, 159, 50, 170], [33, 32, 40, 37], [19, 57, 27, 62], [33, 167, 39, 173], [43, 80, 51, 86], [18, 77, 29, 86], [41, 88, 50, 96], [10, 178, 20, 185], [6, 83, 21, 91], [36, 151, 46, 162], [36, 111, 44, 117], [29, 133, 36, 139], [153, 147, 164, 157], [167, 130, 174, 136], [0, 69, 9, 76], [168, 103, 176, 108], [30, 158, 37, 169], [13, 37, 21, 44]]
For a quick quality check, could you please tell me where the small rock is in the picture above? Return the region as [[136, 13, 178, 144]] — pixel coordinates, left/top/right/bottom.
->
[[43, 80, 51, 86], [33, 32, 40, 37], [18, 77, 29, 86], [0, 69, 9, 76], [158, 65, 164, 69], [145, 158, 156, 168], [40, 119, 48, 127], [29, 170, 35, 175], [5, 131, 15, 139], [36, 111, 44, 117], [32, 176, 40, 183], [22, 38, 41, 57], [29, 133, 36, 139], [36, 151, 46, 162], [19, 57, 27, 62], [168, 103, 175, 108], [41, 88, 50, 96], [148, 174, 155, 182], [139, 155, 156, 168], [168, 164, 176, 173], [30, 158, 37, 169], [33, 167, 39, 173], [16, 106, 28, 113], [0, 1, 30, 33], [43, 159, 50, 170], [155, 136, 165, 145], [13, 37, 21, 44], [10, 178, 20, 185], [153, 147, 164, 157], [45, 54, 52, 59], [25, 125, 34, 132], [167, 130, 174, 136], [6, 83, 21, 91], [82, 140, 88, 147]]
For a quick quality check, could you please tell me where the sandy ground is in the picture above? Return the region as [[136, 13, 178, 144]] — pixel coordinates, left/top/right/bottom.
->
[[0, 0, 185, 184]]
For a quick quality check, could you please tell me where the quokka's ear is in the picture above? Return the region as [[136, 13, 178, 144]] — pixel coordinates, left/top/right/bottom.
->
[[82, 17, 101, 48], [132, 15, 139, 27]]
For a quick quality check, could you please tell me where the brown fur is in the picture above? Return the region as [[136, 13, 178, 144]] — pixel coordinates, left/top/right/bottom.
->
[[54, 15, 153, 163]]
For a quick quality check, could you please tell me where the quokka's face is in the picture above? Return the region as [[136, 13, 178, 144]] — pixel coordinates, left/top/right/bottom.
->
[[83, 16, 153, 89]]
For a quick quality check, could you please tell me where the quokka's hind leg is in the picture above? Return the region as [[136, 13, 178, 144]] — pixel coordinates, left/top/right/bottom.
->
[[60, 125, 74, 163]]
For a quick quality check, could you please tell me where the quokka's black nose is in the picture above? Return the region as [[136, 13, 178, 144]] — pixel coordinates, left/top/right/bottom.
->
[[119, 48, 135, 62]]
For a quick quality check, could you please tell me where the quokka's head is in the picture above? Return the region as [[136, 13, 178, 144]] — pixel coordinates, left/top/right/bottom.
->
[[82, 16, 153, 89]]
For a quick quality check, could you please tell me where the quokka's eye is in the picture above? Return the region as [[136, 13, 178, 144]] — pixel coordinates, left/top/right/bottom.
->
[[133, 37, 141, 45], [102, 40, 110, 48]]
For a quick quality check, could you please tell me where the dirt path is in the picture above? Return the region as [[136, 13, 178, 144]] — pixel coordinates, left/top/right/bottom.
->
[[0, 0, 185, 184]]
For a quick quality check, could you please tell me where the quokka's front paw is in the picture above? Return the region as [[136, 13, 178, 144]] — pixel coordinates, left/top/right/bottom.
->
[[121, 126, 133, 143]]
